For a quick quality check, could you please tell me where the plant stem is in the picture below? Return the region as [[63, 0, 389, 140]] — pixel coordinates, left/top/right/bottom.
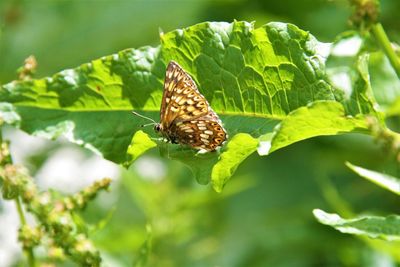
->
[[15, 197, 35, 267], [371, 23, 400, 79]]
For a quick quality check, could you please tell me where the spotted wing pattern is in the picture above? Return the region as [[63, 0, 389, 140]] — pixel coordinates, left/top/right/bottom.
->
[[158, 61, 227, 151]]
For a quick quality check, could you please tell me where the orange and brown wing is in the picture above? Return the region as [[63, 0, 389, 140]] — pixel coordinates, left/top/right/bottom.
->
[[169, 111, 227, 151], [160, 61, 209, 129]]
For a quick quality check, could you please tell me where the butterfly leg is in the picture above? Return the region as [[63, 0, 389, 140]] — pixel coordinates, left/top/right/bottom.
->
[[167, 141, 171, 159]]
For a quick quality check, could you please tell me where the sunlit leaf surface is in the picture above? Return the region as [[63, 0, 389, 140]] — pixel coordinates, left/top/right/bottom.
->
[[0, 21, 379, 190]]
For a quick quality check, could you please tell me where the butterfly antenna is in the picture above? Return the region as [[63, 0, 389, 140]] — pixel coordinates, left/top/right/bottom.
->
[[141, 122, 156, 127], [131, 111, 157, 127]]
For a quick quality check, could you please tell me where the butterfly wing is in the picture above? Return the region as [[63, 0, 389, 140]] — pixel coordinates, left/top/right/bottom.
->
[[159, 61, 227, 151], [169, 118, 227, 151], [160, 61, 209, 129]]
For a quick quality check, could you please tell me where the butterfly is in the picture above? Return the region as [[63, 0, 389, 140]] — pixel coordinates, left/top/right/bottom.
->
[[133, 61, 227, 151]]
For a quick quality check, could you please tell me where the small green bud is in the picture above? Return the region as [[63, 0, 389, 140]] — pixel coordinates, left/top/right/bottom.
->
[[18, 225, 42, 249], [48, 245, 65, 260], [349, 0, 380, 30], [0, 142, 11, 165], [1, 164, 30, 199], [65, 177, 112, 211], [73, 234, 101, 266]]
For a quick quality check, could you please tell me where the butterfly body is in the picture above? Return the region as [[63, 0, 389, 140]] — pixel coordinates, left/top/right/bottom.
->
[[155, 61, 227, 151]]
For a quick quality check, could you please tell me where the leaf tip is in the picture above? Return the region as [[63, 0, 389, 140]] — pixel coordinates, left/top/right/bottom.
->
[[313, 209, 343, 225]]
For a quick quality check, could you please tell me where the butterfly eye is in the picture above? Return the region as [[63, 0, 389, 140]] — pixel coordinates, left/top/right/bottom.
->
[[154, 124, 162, 132]]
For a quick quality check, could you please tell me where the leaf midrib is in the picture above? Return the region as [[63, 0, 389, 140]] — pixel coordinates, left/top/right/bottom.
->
[[13, 104, 286, 120]]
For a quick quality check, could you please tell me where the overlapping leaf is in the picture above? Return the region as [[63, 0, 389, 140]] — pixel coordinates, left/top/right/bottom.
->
[[346, 162, 400, 195], [313, 209, 400, 241]]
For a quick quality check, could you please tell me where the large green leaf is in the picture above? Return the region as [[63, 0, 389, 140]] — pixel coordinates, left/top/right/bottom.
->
[[0, 21, 377, 190]]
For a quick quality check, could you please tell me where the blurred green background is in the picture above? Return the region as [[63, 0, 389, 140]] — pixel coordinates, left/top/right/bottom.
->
[[1, 0, 399, 84], [1, 0, 400, 266]]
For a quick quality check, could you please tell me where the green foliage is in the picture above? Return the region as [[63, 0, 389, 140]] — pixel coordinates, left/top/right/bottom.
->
[[268, 101, 369, 153], [212, 133, 259, 192], [313, 162, 400, 243], [1, 0, 400, 265], [0, 21, 381, 190], [126, 130, 157, 164], [346, 162, 400, 195], [314, 209, 400, 241]]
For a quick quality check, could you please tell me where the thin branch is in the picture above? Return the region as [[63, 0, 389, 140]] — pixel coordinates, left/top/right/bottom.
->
[[15, 197, 35, 267], [371, 23, 400, 79]]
